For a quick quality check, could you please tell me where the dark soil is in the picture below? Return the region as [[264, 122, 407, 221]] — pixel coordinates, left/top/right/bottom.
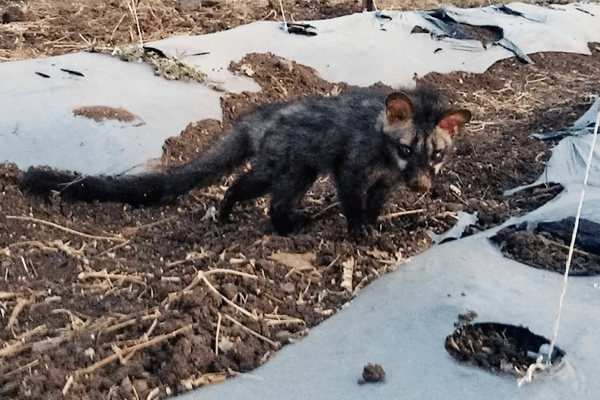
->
[[73, 106, 139, 122], [445, 313, 565, 379], [491, 225, 600, 276], [2, 1, 600, 398]]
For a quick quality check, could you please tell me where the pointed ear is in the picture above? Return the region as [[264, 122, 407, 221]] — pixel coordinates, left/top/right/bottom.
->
[[385, 92, 413, 124], [437, 110, 471, 135]]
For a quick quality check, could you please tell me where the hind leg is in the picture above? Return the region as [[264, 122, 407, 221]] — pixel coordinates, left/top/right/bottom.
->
[[219, 170, 272, 221], [269, 168, 318, 235]]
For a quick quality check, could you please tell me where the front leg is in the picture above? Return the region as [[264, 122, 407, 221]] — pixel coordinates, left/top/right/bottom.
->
[[364, 178, 391, 227], [333, 168, 367, 234]]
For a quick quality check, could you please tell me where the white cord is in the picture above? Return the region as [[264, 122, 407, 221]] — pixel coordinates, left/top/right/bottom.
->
[[279, 0, 288, 33], [546, 103, 600, 365]]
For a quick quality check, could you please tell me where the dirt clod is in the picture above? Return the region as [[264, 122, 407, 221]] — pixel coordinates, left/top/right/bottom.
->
[[358, 363, 386, 384]]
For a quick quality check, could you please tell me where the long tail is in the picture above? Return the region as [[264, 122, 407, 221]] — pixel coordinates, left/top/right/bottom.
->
[[21, 130, 252, 206]]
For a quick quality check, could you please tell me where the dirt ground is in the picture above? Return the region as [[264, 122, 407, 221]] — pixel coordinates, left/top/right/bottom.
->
[[1, 0, 600, 399]]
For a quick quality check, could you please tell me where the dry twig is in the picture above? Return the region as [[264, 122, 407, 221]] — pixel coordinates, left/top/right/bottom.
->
[[31, 334, 73, 353], [205, 268, 259, 280], [222, 314, 280, 349], [8, 298, 34, 329], [62, 375, 74, 396], [379, 208, 424, 221], [0, 341, 28, 358], [74, 324, 192, 377], [100, 309, 162, 335], [163, 269, 259, 315], [6, 215, 126, 242], [16, 324, 47, 341], [264, 314, 305, 326], [200, 273, 258, 320], [96, 239, 131, 257], [215, 312, 222, 357], [78, 270, 151, 285], [5, 359, 40, 377], [312, 201, 340, 219]]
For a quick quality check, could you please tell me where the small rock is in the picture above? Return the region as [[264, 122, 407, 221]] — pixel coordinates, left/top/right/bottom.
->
[[84, 347, 95, 360], [466, 198, 488, 209], [280, 282, 295, 294], [120, 376, 133, 396], [84, 247, 98, 257], [446, 202, 464, 212], [276, 58, 294, 73], [133, 379, 149, 395], [218, 336, 235, 353], [221, 282, 238, 299], [275, 330, 293, 343]]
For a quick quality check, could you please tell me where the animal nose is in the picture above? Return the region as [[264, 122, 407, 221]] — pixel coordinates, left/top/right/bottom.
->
[[409, 174, 431, 192]]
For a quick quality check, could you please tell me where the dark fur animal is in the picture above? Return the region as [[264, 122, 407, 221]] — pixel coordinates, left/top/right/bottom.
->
[[22, 88, 471, 235]]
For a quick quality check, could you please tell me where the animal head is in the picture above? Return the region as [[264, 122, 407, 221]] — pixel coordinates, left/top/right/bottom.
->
[[383, 89, 471, 191]]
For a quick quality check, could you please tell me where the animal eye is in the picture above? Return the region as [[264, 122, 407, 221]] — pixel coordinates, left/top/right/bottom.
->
[[432, 150, 444, 162], [397, 144, 412, 158]]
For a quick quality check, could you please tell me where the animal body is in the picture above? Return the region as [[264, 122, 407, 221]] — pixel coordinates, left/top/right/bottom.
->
[[22, 88, 471, 235]]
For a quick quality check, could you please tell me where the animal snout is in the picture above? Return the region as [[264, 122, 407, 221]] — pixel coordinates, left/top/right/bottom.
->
[[408, 174, 432, 192]]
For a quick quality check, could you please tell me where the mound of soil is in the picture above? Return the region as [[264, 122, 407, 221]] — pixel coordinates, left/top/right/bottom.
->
[[2, 1, 600, 398]]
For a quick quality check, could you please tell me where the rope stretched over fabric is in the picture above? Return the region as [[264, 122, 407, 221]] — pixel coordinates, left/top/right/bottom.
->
[[546, 103, 600, 365]]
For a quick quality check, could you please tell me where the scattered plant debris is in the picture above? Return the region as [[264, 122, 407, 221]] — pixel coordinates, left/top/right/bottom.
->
[[94, 45, 207, 82]]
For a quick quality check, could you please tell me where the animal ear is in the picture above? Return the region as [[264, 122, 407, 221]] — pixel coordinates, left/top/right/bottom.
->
[[437, 110, 472, 135], [385, 92, 413, 124]]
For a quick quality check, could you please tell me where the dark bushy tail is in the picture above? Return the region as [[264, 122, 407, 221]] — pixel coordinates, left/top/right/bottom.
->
[[21, 131, 252, 206]]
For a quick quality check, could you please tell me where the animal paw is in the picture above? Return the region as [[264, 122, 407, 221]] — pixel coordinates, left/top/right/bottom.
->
[[271, 212, 311, 236]]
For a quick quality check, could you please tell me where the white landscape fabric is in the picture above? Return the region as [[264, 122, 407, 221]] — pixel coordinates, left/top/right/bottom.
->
[[512, 99, 600, 227], [179, 235, 600, 400], [0, 54, 222, 175]]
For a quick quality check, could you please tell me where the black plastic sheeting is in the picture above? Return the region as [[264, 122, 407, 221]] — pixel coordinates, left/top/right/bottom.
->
[[422, 9, 503, 43], [416, 8, 533, 63], [537, 217, 600, 256]]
